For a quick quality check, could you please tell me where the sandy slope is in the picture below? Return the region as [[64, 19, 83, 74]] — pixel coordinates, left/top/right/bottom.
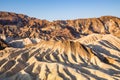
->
[[0, 34, 120, 80]]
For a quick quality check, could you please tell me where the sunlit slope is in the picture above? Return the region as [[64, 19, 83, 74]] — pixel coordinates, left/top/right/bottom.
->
[[0, 35, 120, 80]]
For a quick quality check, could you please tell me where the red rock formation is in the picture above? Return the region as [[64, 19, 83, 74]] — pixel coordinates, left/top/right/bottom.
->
[[0, 11, 120, 40]]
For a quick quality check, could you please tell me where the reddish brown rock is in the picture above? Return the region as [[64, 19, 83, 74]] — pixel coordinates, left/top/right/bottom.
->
[[0, 11, 120, 40]]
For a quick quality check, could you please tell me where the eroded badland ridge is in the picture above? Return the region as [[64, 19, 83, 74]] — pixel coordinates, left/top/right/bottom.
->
[[0, 11, 120, 40], [0, 11, 120, 80]]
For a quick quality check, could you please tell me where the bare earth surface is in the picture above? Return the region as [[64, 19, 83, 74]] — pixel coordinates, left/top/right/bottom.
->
[[0, 12, 120, 80]]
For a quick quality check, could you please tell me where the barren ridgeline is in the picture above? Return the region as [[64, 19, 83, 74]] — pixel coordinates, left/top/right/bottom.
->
[[0, 12, 120, 80]]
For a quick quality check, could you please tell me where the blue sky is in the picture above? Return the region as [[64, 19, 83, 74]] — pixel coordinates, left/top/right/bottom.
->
[[0, 0, 120, 21]]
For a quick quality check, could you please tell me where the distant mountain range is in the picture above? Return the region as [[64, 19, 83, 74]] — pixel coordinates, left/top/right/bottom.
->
[[0, 11, 120, 40]]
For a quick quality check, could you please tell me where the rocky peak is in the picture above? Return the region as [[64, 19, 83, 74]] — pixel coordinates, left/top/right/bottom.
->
[[0, 12, 120, 40]]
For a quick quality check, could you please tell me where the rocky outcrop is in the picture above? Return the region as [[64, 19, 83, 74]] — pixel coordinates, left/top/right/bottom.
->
[[0, 12, 120, 41], [0, 38, 10, 50]]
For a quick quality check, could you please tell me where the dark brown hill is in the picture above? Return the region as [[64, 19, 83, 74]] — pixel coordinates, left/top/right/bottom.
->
[[0, 11, 120, 40]]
